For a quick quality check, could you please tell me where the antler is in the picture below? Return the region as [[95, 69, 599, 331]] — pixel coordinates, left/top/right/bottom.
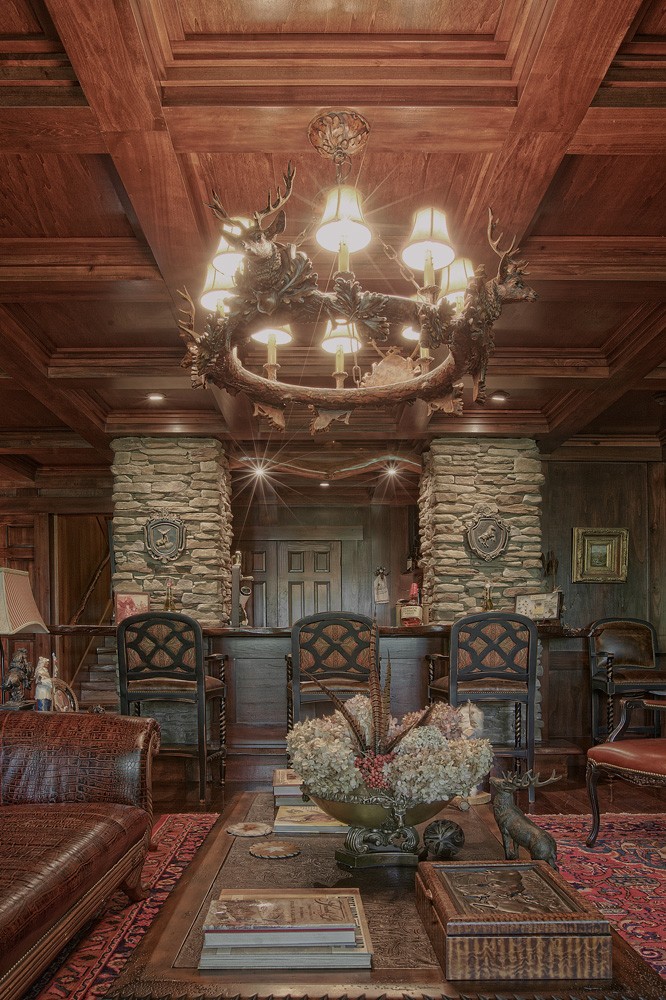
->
[[496, 768, 560, 789], [487, 207, 520, 278], [209, 191, 248, 234], [255, 161, 296, 225]]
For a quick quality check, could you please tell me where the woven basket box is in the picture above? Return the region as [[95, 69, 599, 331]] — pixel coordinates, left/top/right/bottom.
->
[[415, 860, 612, 982]]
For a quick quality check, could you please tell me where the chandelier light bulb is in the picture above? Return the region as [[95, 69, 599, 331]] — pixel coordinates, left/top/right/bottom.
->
[[316, 185, 372, 256], [250, 326, 293, 366], [321, 319, 362, 375], [200, 264, 234, 312], [401, 208, 456, 283], [440, 256, 475, 312]]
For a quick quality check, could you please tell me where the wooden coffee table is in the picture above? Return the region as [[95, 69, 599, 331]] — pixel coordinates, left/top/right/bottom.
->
[[108, 792, 665, 999]]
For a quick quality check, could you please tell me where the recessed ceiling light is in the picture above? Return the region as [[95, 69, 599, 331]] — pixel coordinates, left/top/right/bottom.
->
[[320, 481, 330, 487], [147, 393, 165, 402], [254, 465, 266, 477], [490, 389, 510, 402], [386, 466, 398, 476]]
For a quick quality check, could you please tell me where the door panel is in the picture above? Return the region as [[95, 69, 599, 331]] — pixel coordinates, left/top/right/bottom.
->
[[278, 541, 342, 626]]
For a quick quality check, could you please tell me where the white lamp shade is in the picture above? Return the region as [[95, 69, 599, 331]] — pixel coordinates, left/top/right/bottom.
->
[[316, 186, 372, 253], [200, 264, 235, 311], [321, 320, 362, 354], [401, 325, 421, 342], [211, 217, 250, 274], [440, 256, 475, 307], [0, 568, 48, 634], [250, 326, 293, 346], [401, 208, 455, 271]]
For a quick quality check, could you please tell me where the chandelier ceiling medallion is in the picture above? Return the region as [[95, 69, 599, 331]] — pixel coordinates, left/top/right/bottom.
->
[[179, 109, 537, 434]]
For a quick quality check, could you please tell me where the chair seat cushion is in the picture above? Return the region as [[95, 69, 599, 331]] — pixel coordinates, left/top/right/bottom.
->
[[608, 670, 666, 688], [430, 676, 527, 695], [128, 674, 224, 694], [588, 738, 666, 778], [288, 678, 369, 694], [0, 802, 149, 977]]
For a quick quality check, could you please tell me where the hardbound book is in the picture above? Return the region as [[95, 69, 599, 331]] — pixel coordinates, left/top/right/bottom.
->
[[199, 889, 372, 969], [415, 860, 612, 982], [202, 889, 356, 947], [273, 804, 349, 834], [272, 768, 308, 806]]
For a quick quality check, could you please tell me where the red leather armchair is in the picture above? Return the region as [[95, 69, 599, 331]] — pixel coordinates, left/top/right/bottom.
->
[[586, 697, 666, 847], [0, 711, 160, 1000]]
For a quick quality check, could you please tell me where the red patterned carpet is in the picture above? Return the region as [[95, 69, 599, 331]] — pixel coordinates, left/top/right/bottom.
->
[[25, 812, 219, 1000], [537, 812, 666, 978], [22, 810, 666, 996]]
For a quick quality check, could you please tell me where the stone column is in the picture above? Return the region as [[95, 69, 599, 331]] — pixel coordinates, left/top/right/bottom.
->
[[111, 437, 232, 624], [419, 437, 544, 622], [419, 437, 545, 743]]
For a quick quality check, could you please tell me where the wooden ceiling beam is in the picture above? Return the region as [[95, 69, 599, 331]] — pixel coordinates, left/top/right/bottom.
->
[[571, 107, 666, 155], [48, 348, 184, 379], [44, 0, 207, 294], [0, 106, 105, 153], [0, 431, 93, 452], [539, 303, 666, 451], [456, 0, 644, 244], [0, 457, 39, 484], [0, 305, 110, 454], [521, 237, 666, 282], [0, 238, 162, 286]]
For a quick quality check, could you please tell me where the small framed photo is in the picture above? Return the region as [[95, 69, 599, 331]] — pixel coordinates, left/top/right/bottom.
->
[[114, 591, 150, 624], [571, 527, 628, 583], [514, 591, 563, 623]]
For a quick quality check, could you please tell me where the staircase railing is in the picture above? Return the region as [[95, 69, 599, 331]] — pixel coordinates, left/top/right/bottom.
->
[[67, 550, 114, 693]]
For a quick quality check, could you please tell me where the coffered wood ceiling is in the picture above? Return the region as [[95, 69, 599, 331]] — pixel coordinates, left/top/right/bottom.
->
[[0, 0, 665, 505]]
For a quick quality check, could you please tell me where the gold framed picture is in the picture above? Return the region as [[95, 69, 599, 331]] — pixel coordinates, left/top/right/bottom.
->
[[571, 527, 628, 583], [514, 591, 563, 623]]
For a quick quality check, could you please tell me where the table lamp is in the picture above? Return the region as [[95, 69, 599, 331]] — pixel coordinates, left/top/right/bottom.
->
[[0, 567, 49, 704]]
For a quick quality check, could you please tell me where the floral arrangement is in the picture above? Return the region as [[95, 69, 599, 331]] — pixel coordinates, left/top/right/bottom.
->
[[286, 656, 493, 807]]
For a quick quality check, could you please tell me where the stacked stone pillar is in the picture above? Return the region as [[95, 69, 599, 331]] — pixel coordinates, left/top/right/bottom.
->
[[419, 437, 544, 621], [111, 437, 232, 623], [419, 437, 545, 743]]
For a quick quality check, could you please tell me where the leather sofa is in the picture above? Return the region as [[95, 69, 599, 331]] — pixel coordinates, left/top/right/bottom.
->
[[0, 710, 160, 1000]]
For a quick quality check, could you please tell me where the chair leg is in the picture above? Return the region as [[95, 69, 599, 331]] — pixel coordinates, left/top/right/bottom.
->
[[606, 691, 615, 741], [197, 702, 207, 806], [287, 687, 294, 731], [585, 760, 602, 847], [526, 700, 535, 804]]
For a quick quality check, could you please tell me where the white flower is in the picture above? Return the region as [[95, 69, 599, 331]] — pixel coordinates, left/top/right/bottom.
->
[[285, 696, 493, 805]]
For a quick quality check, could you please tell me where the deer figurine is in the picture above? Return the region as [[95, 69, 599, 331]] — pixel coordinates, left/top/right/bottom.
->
[[490, 770, 561, 870]]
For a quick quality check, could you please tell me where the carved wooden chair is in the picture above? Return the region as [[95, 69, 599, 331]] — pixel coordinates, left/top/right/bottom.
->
[[589, 617, 666, 744], [117, 611, 226, 804], [586, 696, 666, 846], [426, 611, 538, 801], [286, 611, 376, 730]]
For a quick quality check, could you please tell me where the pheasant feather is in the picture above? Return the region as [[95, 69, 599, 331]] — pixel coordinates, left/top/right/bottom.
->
[[299, 669, 367, 753]]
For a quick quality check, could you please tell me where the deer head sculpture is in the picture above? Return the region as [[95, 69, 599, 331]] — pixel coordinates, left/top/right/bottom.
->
[[210, 162, 295, 264], [487, 209, 537, 304]]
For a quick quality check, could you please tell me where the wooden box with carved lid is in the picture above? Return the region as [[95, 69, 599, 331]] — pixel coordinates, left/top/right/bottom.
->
[[415, 860, 612, 982]]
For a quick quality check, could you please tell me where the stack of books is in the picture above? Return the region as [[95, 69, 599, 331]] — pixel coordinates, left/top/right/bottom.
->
[[198, 888, 373, 969], [273, 803, 349, 834], [272, 767, 307, 807]]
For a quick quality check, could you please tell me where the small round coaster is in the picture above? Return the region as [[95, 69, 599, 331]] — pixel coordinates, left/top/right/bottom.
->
[[249, 840, 300, 859], [226, 821, 273, 838]]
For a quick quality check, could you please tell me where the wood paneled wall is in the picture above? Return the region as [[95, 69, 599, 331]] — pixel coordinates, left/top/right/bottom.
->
[[542, 459, 666, 742], [234, 503, 414, 627], [53, 514, 111, 682]]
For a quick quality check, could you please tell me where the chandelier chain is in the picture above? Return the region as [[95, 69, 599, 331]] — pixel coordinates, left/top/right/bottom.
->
[[293, 216, 317, 248], [377, 231, 422, 293]]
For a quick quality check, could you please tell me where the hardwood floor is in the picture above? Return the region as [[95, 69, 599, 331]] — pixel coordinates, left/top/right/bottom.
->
[[152, 756, 666, 818]]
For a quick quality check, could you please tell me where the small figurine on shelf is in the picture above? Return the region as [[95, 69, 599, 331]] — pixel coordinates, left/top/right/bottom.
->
[[481, 580, 493, 612], [34, 657, 53, 711], [164, 578, 176, 611]]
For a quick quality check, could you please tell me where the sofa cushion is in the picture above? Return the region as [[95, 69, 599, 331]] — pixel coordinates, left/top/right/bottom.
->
[[0, 802, 150, 978]]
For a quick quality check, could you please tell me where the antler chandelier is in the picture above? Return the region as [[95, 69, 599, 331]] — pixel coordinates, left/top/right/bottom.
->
[[179, 109, 536, 434]]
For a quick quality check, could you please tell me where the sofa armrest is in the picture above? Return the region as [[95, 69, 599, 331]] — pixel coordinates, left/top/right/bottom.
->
[[0, 711, 160, 814]]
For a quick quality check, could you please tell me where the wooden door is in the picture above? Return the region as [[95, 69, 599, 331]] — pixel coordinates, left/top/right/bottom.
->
[[277, 541, 342, 626]]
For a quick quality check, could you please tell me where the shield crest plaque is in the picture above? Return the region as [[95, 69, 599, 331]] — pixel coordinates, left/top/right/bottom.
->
[[144, 512, 186, 563], [466, 512, 510, 562]]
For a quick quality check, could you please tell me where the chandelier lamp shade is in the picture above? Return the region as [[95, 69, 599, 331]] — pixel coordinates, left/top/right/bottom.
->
[[179, 108, 537, 434], [440, 256, 476, 313], [199, 264, 234, 312]]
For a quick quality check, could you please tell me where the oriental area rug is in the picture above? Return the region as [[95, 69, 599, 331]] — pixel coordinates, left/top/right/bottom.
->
[[23, 811, 665, 997], [537, 812, 666, 979], [24, 812, 219, 1000]]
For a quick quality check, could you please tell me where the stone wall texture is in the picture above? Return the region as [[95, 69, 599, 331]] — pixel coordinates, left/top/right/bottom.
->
[[111, 437, 232, 623], [419, 437, 545, 623]]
